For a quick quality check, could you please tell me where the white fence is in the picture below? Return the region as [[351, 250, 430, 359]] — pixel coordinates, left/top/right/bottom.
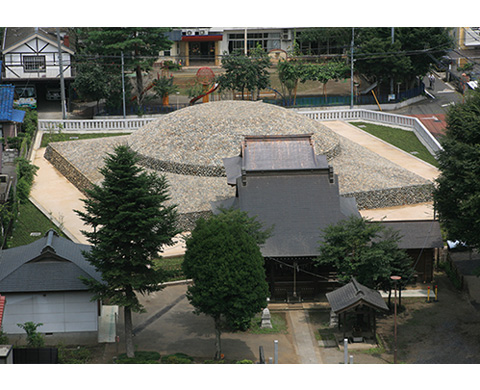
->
[[38, 108, 443, 156], [298, 108, 443, 156], [38, 117, 157, 133]]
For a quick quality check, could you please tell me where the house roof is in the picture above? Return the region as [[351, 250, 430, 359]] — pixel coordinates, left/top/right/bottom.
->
[[0, 229, 102, 293], [216, 135, 360, 257], [0, 85, 25, 123], [2, 27, 74, 54], [378, 220, 443, 249], [326, 277, 389, 314]]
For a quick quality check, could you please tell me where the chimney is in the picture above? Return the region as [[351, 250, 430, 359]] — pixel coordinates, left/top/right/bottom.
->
[[63, 35, 70, 47]]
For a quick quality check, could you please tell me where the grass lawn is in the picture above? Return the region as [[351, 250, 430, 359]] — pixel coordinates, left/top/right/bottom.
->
[[248, 312, 288, 334], [8, 200, 67, 248], [153, 255, 185, 281], [41, 132, 130, 148], [351, 121, 439, 167]]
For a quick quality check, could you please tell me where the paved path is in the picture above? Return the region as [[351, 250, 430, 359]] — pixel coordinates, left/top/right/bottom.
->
[[287, 309, 323, 364], [322, 121, 440, 182]]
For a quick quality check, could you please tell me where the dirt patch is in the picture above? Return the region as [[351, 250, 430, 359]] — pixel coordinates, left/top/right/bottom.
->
[[376, 271, 480, 363], [308, 270, 480, 364]]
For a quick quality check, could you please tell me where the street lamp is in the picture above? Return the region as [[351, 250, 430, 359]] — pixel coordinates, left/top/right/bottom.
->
[[391, 275, 401, 364]]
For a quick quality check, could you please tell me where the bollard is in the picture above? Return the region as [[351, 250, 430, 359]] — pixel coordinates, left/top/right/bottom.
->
[[349, 355, 354, 364], [344, 338, 348, 364], [274, 340, 278, 364], [435, 285, 438, 302], [427, 286, 431, 302], [268, 357, 273, 364]]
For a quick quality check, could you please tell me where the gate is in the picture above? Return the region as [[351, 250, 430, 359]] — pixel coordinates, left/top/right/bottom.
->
[[13, 347, 58, 364]]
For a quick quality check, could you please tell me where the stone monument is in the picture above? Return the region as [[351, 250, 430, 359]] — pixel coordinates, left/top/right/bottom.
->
[[261, 308, 273, 329]]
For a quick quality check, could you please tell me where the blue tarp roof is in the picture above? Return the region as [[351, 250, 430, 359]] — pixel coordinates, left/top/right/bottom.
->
[[0, 85, 14, 121], [0, 84, 25, 123]]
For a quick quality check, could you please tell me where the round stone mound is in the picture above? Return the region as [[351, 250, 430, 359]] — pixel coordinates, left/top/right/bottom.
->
[[128, 100, 340, 176]]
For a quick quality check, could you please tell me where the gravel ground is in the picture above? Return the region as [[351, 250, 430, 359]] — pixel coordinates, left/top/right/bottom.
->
[[46, 101, 432, 219]]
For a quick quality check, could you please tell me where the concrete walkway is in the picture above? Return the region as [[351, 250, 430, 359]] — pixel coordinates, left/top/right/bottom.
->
[[287, 309, 323, 363], [323, 120, 440, 182]]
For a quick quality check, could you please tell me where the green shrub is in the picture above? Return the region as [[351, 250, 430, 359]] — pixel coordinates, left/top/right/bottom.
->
[[161, 353, 194, 364], [236, 359, 254, 364], [58, 343, 92, 364], [17, 321, 44, 347], [115, 350, 161, 364], [0, 329, 9, 344], [204, 359, 226, 364]]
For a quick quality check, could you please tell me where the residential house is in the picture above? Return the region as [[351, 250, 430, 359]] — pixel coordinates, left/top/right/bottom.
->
[[0, 230, 102, 336], [1, 27, 74, 106]]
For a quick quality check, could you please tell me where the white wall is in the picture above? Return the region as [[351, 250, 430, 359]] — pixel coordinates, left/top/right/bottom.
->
[[2, 292, 98, 334], [4, 36, 72, 79]]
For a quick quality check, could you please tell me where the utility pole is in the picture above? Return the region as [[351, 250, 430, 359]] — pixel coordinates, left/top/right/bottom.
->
[[390, 27, 395, 97], [350, 27, 355, 109], [121, 52, 126, 119], [56, 28, 66, 119]]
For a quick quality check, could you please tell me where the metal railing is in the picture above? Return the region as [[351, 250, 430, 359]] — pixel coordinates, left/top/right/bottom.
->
[[298, 108, 443, 156]]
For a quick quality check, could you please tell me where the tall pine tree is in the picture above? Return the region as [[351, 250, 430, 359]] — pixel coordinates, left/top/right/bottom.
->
[[76, 145, 178, 358]]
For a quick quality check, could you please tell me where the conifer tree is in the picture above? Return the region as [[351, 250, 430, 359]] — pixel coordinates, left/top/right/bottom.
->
[[76, 145, 178, 358]]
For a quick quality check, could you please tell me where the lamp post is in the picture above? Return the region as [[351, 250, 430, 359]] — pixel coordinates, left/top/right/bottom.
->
[[391, 275, 401, 364]]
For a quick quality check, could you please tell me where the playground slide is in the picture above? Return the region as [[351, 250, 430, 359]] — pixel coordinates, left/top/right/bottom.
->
[[130, 81, 156, 102], [189, 83, 219, 106]]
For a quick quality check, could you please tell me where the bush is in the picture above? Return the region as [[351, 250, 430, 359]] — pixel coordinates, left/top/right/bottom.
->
[[161, 353, 194, 364], [17, 321, 44, 347], [58, 343, 92, 364], [0, 329, 9, 344], [204, 359, 226, 364], [236, 359, 254, 364], [115, 350, 161, 364]]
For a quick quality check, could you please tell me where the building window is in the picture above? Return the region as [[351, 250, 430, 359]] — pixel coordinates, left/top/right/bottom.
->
[[228, 32, 281, 53], [23, 56, 46, 72]]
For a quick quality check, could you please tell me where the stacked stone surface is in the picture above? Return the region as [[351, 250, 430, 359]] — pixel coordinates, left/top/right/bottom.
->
[[45, 101, 434, 229]]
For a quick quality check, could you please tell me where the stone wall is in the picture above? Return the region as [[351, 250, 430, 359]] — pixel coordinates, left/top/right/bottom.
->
[[344, 183, 434, 210], [44, 145, 93, 196]]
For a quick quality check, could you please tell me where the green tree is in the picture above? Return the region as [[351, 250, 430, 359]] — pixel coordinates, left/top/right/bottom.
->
[[17, 321, 44, 347], [297, 27, 352, 55], [355, 27, 452, 91], [76, 145, 179, 358], [77, 28, 172, 105], [218, 46, 271, 100], [72, 62, 109, 108], [315, 216, 411, 290], [182, 209, 270, 360], [434, 88, 480, 250]]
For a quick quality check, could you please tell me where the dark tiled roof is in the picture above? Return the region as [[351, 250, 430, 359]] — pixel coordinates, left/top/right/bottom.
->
[[2, 27, 73, 53], [326, 278, 389, 314], [0, 230, 101, 293], [378, 220, 443, 249], [218, 135, 360, 257]]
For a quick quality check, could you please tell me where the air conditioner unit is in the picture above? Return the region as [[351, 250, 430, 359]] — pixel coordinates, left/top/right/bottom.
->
[[199, 30, 207, 36], [186, 30, 193, 36]]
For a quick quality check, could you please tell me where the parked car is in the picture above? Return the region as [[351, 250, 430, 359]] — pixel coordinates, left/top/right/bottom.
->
[[46, 89, 61, 100]]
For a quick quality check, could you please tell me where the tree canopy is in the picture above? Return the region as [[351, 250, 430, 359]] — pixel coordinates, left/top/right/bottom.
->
[[76, 28, 172, 106], [76, 145, 179, 357], [315, 216, 412, 290], [434, 88, 480, 249], [218, 46, 271, 100], [355, 27, 452, 90], [182, 209, 270, 359]]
